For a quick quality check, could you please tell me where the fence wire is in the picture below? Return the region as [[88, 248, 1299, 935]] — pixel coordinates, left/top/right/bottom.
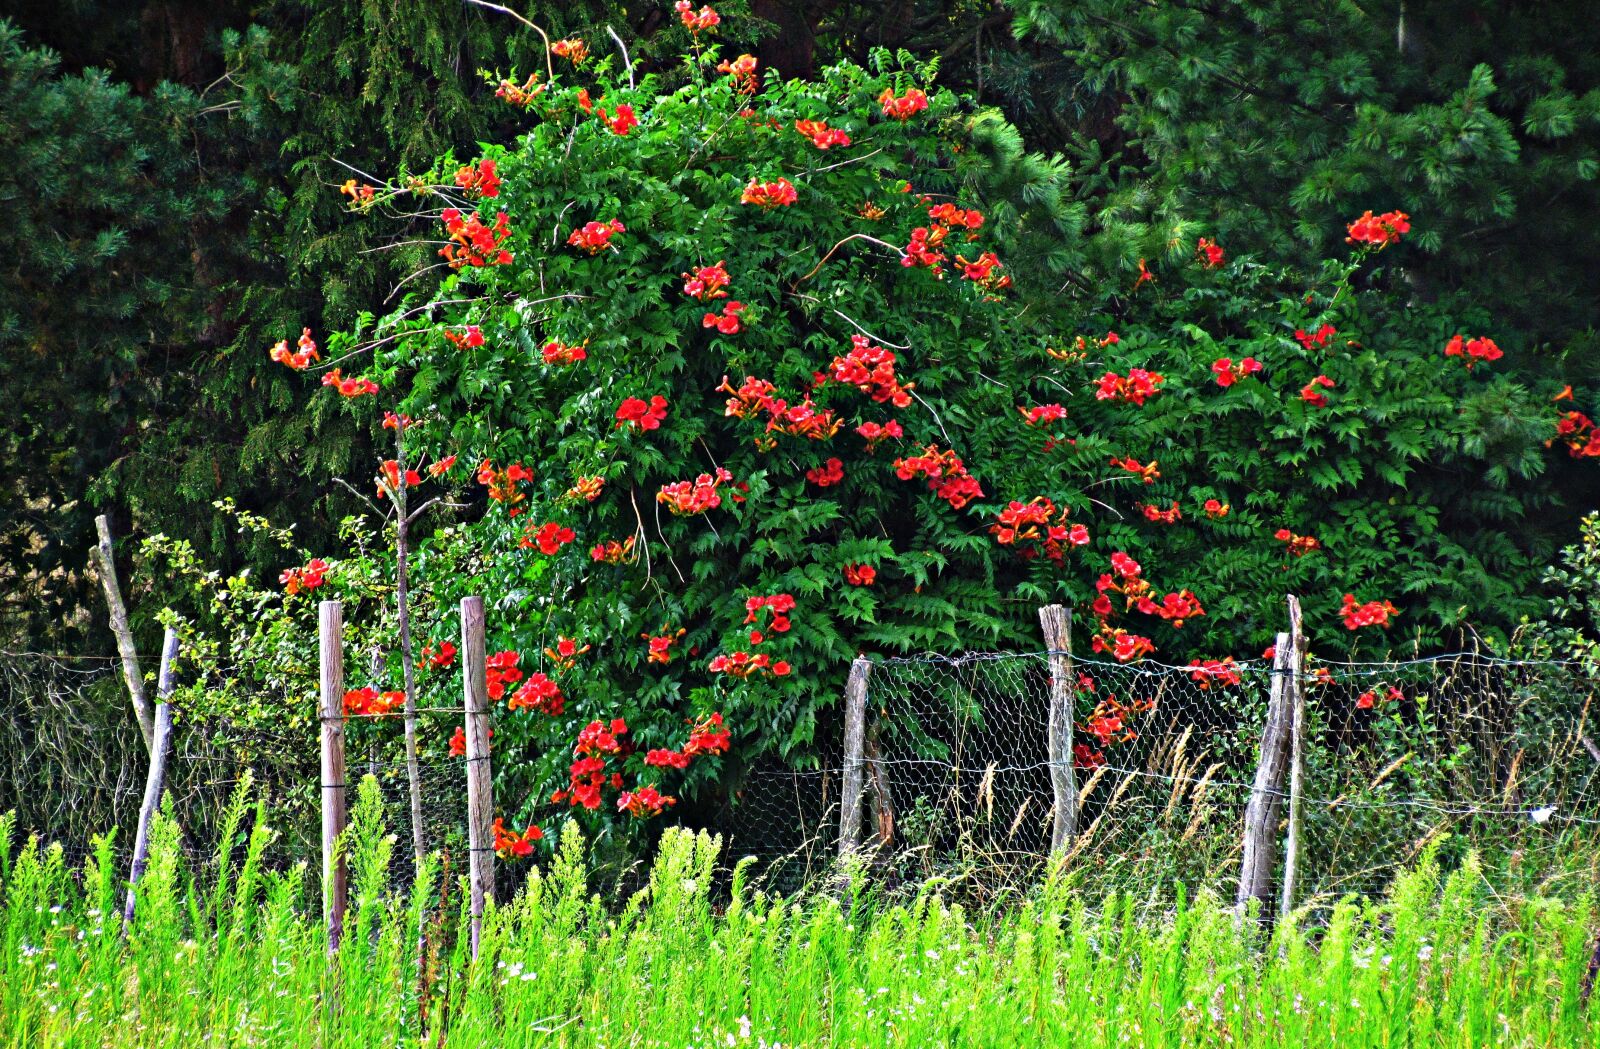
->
[[6, 647, 1599, 907], [855, 651, 1600, 905]]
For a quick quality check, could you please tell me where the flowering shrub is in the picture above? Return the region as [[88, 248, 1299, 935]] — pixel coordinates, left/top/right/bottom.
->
[[237, 11, 1590, 837]]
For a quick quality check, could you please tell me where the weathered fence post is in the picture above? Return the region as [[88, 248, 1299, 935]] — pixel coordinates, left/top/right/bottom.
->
[[1038, 604, 1078, 853], [123, 627, 179, 930], [1236, 628, 1293, 917], [319, 600, 348, 953], [1279, 595, 1307, 920], [92, 514, 155, 753], [461, 595, 494, 959], [837, 656, 872, 859]]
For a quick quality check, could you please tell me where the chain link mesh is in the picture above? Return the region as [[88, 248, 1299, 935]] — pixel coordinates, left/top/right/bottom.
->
[[7, 645, 1599, 904]]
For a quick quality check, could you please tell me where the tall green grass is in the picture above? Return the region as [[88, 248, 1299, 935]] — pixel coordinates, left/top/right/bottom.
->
[[2, 777, 1597, 1047]]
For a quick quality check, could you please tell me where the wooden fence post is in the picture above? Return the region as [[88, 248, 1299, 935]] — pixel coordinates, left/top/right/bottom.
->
[[1279, 595, 1307, 920], [1038, 604, 1078, 853], [92, 514, 155, 754], [461, 595, 494, 959], [837, 656, 872, 860], [123, 627, 179, 930], [319, 600, 348, 953], [1236, 628, 1293, 917]]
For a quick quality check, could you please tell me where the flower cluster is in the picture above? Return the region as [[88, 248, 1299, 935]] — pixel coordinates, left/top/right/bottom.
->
[[682, 261, 731, 301], [492, 819, 543, 858], [1356, 686, 1404, 710], [829, 336, 915, 407], [590, 536, 636, 563], [743, 593, 795, 645], [567, 218, 625, 254], [280, 557, 329, 595], [759, 396, 839, 445], [320, 368, 379, 398], [1111, 456, 1160, 484], [343, 686, 404, 717], [598, 102, 638, 136], [707, 651, 791, 677], [1047, 330, 1118, 363], [856, 419, 904, 451], [269, 328, 320, 370], [1274, 528, 1321, 557], [1340, 593, 1398, 630], [376, 460, 421, 498], [658, 468, 739, 515], [901, 224, 949, 272], [339, 180, 376, 205], [564, 476, 604, 503], [495, 73, 544, 107], [543, 636, 589, 671], [477, 460, 532, 512], [675, 0, 720, 32], [617, 785, 676, 817], [444, 325, 484, 349], [1136, 590, 1205, 628], [423, 640, 457, 669], [702, 301, 745, 334], [843, 563, 877, 586], [741, 178, 798, 209], [1089, 552, 1159, 662], [956, 252, 1009, 294], [439, 209, 512, 268], [806, 457, 845, 488], [643, 626, 686, 664], [646, 712, 732, 769], [551, 37, 588, 64], [509, 671, 565, 715], [1211, 357, 1263, 388], [616, 395, 669, 431], [1203, 499, 1230, 519], [1186, 658, 1241, 689], [1345, 209, 1410, 247], [484, 650, 524, 701], [1140, 502, 1181, 524], [716, 53, 758, 94], [795, 119, 850, 149], [1300, 375, 1335, 406], [447, 724, 488, 757], [1082, 693, 1155, 753], [989, 498, 1089, 565], [520, 521, 576, 555], [879, 86, 929, 121], [1294, 324, 1337, 350], [453, 159, 501, 199], [1096, 368, 1165, 405], [553, 718, 631, 810], [1021, 404, 1068, 427], [542, 340, 588, 365], [893, 444, 983, 509], [1553, 411, 1600, 457], [1443, 334, 1504, 369], [1196, 237, 1224, 268]]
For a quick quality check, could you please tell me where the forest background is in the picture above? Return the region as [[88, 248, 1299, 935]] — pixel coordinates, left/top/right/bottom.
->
[[5, 0, 1600, 657]]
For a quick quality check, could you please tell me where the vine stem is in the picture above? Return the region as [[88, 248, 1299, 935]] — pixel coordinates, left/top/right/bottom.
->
[[795, 234, 905, 284], [462, 0, 555, 83]]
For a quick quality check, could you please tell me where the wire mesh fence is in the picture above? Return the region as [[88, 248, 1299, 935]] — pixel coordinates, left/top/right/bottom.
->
[[854, 649, 1600, 906], [6, 634, 1600, 911]]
